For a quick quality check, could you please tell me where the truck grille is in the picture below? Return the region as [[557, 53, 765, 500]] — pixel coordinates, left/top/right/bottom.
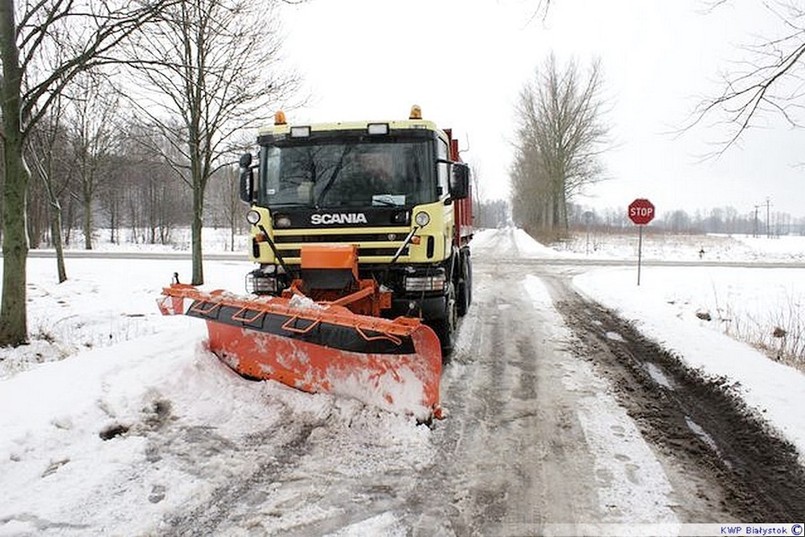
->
[[272, 230, 411, 261], [277, 247, 409, 259], [274, 232, 409, 243]]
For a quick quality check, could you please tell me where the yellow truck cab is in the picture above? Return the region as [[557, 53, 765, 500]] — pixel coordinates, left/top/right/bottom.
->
[[238, 106, 473, 352]]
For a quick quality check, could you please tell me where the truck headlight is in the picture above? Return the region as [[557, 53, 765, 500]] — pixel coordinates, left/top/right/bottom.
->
[[404, 271, 446, 292], [246, 210, 261, 225], [246, 270, 278, 295], [414, 211, 430, 227]]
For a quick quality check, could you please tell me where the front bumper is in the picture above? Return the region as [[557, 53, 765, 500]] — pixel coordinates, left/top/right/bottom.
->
[[390, 294, 449, 322]]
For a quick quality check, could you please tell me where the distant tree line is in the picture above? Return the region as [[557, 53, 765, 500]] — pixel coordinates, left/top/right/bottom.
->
[[5, 114, 249, 252], [475, 199, 510, 228], [471, 198, 805, 237], [567, 204, 805, 236]]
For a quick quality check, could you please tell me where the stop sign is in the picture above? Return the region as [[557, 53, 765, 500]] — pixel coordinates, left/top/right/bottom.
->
[[628, 198, 655, 225]]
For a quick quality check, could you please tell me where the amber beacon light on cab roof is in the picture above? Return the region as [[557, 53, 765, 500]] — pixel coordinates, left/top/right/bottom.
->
[[159, 106, 474, 421]]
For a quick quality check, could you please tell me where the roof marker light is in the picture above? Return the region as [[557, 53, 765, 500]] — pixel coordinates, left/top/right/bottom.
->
[[409, 105, 422, 120], [274, 111, 287, 125], [367, 123, 389, 135], [290, 126, 311, 138]]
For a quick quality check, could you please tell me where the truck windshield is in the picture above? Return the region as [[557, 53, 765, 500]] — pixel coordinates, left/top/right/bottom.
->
[[259, 140, 435, 209]]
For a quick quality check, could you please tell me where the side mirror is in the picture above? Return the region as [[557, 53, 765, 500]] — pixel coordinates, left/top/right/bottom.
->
[[239, 153, 254, 203], [449, 162, 470, 200]]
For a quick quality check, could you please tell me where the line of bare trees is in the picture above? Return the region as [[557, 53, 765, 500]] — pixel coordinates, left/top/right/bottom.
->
[[22, 110, 206, 247], [568, 204, 805, 236], [1, 0, 299, 347]]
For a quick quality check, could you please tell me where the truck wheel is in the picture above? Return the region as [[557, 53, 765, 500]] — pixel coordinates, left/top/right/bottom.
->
[[457, 254, 472, 317], [466, 256, 472, 306], [433, 282, 457, 359]]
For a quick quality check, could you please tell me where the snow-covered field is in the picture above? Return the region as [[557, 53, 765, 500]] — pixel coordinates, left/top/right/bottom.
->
[[510, 228, 805, 370], [554, 229, 805, 263], [1, 228, 805, 535]]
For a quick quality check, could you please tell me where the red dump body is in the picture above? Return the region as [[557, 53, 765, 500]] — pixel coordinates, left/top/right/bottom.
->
[[446, 130, 473, 247]]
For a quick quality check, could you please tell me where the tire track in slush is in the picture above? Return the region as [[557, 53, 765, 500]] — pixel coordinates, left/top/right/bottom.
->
[[405, 262, 604, 535], [540, 272, 805, 522], [405, 270, 514, 535]]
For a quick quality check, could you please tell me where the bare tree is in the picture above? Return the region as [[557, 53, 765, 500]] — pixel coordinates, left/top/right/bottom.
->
[[693, 1, 805, 153], [523, 0, 553, 24], [68, 71, 120, 250], [111, 120, 188, 245], [28, 97, 73, 282], [206, 164, 245, 252], [24, 157, 47, 247], [511, 54, 609, 241], [123, 0, 299, 285], [98, 158, 124, 244], [1, 0, 174, 346]]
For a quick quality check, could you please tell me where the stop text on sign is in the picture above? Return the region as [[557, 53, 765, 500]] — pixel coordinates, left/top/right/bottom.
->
[[628, 198, 655, 225], [631, 207, 653, 217]]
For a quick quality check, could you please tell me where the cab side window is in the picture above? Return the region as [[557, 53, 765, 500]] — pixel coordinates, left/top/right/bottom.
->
[[437, 139, 449, 198]]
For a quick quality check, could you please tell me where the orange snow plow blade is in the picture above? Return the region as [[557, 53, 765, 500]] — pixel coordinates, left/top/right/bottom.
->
[[158, 283, 443, 421]]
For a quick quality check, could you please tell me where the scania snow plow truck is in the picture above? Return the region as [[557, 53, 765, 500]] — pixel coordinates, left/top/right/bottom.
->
[[159, 106, 473, 420]]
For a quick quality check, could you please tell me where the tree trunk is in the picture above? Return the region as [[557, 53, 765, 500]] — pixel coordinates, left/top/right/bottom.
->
[[0, 0, 30, 346], [83, 180, 93, 249], [109, 198, 118, 244], [50, 206, 68, 283], [191, 183, 204, 285], [42, 178, 68, 283], [0, 146, 30, 346], [37, 156, 69, 283]]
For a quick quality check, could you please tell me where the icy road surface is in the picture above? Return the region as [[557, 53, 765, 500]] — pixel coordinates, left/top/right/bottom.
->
[[2, 228, 804, 536]]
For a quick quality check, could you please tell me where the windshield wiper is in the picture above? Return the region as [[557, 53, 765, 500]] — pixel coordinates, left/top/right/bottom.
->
[[268, 201, 311, 208]]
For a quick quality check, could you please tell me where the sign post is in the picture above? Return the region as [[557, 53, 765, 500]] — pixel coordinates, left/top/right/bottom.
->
[[628, 198, 655, 285]]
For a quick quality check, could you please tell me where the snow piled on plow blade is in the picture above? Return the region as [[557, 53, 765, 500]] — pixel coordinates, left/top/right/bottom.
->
[[158, 285, 443, 421], [323, 353, 437, 420], [207, 321, 442, 422]]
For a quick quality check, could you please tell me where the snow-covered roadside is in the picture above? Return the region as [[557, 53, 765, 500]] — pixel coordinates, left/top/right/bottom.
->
[[0, 310, 431, 536], [573, 266, 805, 462], [0, 257, 254, 378], [0, 255, 435, 536], [1, 323, 270, 535]]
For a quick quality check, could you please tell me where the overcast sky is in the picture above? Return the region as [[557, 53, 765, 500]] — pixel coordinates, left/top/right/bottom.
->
[[279, 0, 805, 219]]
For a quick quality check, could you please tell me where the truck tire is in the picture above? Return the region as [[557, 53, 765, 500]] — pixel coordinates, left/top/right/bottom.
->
[[433, 281, 457, 359], [457, 253, 472, 317]]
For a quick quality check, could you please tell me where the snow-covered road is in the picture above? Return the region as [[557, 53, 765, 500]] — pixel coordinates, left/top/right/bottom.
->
[[2, 228, 804, 536]]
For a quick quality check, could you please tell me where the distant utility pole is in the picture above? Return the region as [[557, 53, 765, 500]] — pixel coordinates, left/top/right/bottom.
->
[[765, 197, 772, 238], [753, 205, 760, 238]]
